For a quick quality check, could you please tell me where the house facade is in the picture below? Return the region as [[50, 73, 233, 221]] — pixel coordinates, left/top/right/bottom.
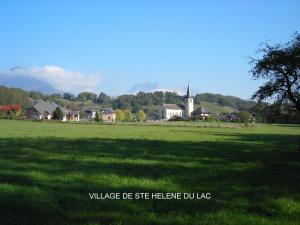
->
[[26, 100, 80, 121], [63, 111, 80, 121], [219, 112, 239, 122], [102, 108, 116, 122], [84, 109, 96, 119], [191, 107, 212, 120]]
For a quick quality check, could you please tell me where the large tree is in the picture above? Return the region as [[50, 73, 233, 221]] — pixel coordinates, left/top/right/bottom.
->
[[250, 33, 300, 112], [124, 110, 133, 122], [97, 92, 111, 104], [63, 92, 75, 101], [115, 109, 125, 122], [77, 92, 97, 102]]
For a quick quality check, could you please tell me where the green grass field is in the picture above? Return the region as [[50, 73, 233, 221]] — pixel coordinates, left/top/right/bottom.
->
[[0, 120, 300, 225]]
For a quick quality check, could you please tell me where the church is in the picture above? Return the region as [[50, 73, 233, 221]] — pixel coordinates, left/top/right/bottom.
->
[[159, 85, 212, 120], [159, 84, 194, 120]]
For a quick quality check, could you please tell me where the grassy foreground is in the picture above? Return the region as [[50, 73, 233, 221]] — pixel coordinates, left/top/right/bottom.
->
[[0, 120, 300, 225]]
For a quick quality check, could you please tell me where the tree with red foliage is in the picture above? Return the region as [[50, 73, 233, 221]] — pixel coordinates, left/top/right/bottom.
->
[[0, 104, 22, 118]]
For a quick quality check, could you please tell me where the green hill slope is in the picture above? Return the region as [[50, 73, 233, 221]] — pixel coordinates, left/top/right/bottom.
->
[[195, 101, 236, 114]]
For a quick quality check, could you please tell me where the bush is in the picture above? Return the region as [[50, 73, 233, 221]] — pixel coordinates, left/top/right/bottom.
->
[[115, 109, 125, 121], [124, 110, 133, 122], [53, 107, 64, 120], [95, 111, 103, 122], [169, 115, 184, 121], [239, 111, 251, 124], [207, 114, 218, 122], [137, 110, 146, 122], [0, 104, 22, 119]]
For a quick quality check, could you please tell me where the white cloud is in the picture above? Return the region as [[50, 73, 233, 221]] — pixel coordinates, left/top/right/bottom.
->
[[1, 65, 102, 93]]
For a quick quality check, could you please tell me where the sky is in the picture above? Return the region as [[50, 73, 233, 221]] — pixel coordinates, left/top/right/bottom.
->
[[0, 0, 299, 99]]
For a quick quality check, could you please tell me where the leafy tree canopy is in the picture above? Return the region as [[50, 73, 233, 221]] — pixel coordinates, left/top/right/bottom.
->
[[137, 110, 146, 122], [124, 110, 133, 122], [95, 111, 103, 122], [63, 92, 75, 101], [53, 107, 64, 120], [97, 92, 111, 104], [77, 92, 97, 102], [115, 109, 125, 122], [0, 86, 31, 110], [250, 32, 300, 112]]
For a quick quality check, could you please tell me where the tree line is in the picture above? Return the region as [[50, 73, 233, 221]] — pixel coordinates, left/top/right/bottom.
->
[[1, 81, 254, 113], [27, 89, 254, 111], [1, 84, 299, 123]]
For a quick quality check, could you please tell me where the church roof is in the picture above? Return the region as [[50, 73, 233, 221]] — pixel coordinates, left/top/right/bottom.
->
[[162, 104, 184, 110]]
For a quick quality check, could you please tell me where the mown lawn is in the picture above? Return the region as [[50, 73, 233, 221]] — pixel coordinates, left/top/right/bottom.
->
[[0, 120, 299, 225]]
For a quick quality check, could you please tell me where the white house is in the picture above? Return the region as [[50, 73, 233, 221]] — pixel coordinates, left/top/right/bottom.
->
[[84, 109, 96, 119]]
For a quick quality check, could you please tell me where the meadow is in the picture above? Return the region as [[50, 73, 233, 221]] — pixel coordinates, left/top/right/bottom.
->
[[0, 120, 299, 225]]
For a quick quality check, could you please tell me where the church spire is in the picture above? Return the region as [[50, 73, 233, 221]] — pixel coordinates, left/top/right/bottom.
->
[[184, 82, 193, 117], [186, 82, 191, 98]]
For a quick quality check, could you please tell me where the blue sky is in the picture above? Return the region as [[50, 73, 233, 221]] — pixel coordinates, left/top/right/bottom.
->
[[0, 0, 299, 98]]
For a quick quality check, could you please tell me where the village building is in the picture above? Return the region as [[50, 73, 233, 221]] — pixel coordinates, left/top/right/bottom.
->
[[26, 100, 80, 121], [219, 112, 256, 123], [191, 107, 212, 120], [102, 108, 116, 122], [159, 84, 212, 120], [159, 85, 193, 120], [83, 109, 96, 119], [219, 112, 239, 122], [159, 104, 184, 120]]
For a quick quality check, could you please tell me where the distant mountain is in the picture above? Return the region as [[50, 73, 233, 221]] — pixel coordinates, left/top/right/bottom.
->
[[128, 82, 189, 95], [128, 82, 160, 94], [0, 73, 61, 94]]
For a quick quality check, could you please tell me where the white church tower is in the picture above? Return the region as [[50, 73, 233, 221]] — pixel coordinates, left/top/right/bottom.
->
[[184, 84, 194, 117]]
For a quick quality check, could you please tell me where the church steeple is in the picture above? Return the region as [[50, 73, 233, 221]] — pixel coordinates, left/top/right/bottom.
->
[[186, 83, 191, 98], [184, 82, 193, 117]]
